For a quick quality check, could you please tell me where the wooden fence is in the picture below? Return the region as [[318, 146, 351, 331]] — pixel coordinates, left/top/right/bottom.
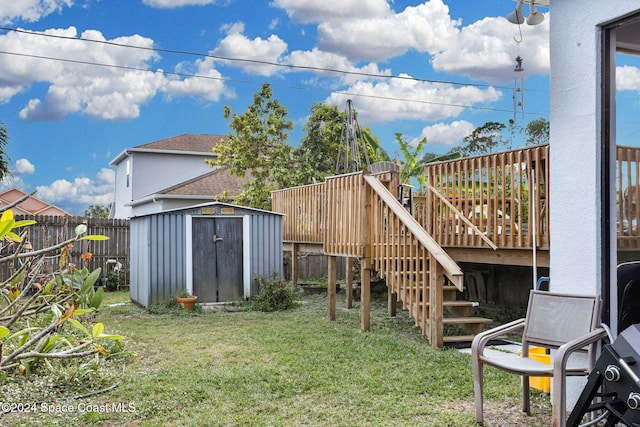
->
[[3, 215, 130, 284]]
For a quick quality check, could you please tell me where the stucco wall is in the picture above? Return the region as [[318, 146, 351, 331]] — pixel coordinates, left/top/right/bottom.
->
[[549, 0, 638, 296]]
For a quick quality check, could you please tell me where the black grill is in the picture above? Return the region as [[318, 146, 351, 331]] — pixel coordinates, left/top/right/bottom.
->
[[569, 324, 640, 426]]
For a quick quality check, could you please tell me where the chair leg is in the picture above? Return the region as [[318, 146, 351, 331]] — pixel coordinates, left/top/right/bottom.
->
[[522, 375, 530, 414], [551, 374, 566, 427], [472, 357, 484, 424]]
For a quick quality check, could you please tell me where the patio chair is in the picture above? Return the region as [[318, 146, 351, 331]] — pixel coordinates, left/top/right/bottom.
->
[[471, 290, 607, 427]]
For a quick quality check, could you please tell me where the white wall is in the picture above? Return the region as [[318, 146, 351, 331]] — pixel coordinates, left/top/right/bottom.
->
[[131, 152, 212, 200], [549, 0, 638, 295]]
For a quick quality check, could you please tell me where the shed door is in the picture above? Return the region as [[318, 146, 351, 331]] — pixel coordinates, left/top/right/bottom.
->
[[192, 217, 243, 302]]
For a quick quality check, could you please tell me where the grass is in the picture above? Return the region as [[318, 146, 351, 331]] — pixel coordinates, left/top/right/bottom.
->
[[1, 290, 551, 426]]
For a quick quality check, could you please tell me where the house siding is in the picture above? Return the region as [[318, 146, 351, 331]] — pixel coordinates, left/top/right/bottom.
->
[[549, 0, 638, 297]]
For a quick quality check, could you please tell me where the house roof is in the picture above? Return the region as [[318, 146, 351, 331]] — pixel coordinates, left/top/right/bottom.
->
[[160, 167, 249, 197], [126, 167, 250, 207], [0, 188, 71, 216], [135, 133, 226, 152], [110, 133, 226, 165]]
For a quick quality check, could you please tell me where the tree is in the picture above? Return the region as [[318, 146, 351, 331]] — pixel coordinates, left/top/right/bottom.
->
[[297, 103, 389, 183], [296, 103, 345, 182], [395, 133, 427, 193], [209, 83, 294, 210], [0, 121, 13, 182], [84, 204, 111, 218], [459, 121, 508, 156], [524, 118, 550, 146]]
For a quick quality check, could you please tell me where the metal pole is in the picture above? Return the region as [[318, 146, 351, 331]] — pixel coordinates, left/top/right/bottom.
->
[[531, 166, 537, 289]]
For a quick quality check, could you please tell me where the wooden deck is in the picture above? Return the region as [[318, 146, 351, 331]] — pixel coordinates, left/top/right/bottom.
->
[[271, 144, 640, 348]]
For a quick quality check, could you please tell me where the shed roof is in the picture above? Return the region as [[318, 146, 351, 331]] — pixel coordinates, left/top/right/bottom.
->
[[131, 201, 284, 219]]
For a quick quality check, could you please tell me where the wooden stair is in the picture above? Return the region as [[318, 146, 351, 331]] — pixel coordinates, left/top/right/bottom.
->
[[390, 274, 493, 344]]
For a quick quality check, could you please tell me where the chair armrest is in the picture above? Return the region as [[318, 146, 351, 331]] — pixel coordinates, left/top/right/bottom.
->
[[553, 328, 608, 374], [551, 327, 608, 424], [471, 318, 526, 356]]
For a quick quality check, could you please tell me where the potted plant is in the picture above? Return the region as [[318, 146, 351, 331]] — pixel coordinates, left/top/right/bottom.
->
[[176, 290, 198, 311]]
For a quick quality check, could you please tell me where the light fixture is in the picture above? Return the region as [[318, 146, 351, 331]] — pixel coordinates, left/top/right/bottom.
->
[[506, 1, 545, 26], [526, 3, 544, 26], [506, 0, 525, 25]]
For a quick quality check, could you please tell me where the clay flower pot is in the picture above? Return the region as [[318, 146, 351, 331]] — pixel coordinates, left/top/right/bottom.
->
[[176, 295, 198, 311]]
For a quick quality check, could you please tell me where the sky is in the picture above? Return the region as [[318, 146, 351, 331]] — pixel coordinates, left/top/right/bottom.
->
[[0, 0, 638, 215]]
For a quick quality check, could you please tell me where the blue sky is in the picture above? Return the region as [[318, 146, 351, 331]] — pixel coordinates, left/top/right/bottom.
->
[[0, 0, 637, 215]]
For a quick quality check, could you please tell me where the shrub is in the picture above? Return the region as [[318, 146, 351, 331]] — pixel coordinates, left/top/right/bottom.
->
[[248, 275, 300, 312], [0, 210, 128, 378]]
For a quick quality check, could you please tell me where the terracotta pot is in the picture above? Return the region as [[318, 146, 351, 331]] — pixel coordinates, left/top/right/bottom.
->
[[176, 296, 198, 311]]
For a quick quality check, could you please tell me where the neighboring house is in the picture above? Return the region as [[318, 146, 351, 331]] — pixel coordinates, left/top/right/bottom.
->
[[0, 188, 70, 216], [109, 134, 248, 218]]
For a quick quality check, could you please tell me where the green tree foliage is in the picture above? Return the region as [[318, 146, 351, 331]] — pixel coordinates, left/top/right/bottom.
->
[[459, 121, 508, 156], [0, 121, 12, 182], [84, 204, 111, 219], [211, 89, 391, 209], [524, 118, 550, 146], [297, 103, 345, 182], [209, 83, 294, 210], [297, 103, 389, 182], [395, 133, 427, 193]]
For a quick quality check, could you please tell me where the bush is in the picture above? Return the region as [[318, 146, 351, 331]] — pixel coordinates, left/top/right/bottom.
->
[[0, 211, 128, 378], [248, 276, 300, 312]]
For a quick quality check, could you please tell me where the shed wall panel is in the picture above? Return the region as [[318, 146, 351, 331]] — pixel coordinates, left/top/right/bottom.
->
[[248, 214, 283, 294], [130, 216, 151, 307], [148, 213, 187, 305]]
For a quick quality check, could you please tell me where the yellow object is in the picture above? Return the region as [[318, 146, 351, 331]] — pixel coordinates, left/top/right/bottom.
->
[[519, 346, 551, 393]]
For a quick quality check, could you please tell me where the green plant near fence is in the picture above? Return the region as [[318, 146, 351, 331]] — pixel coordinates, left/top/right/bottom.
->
[[7, 215, 130, 286]]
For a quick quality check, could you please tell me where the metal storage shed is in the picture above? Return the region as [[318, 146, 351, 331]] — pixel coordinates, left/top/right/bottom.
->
[[129, 202, 284, 307]]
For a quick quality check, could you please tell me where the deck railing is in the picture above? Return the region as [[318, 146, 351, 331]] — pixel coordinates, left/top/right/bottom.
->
[[617, 145, 640, 250], [272, 182, 324, 244], [420, 144, 550, 251]]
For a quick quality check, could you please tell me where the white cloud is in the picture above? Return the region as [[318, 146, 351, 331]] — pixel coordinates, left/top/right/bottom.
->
[[316, 0, 459, 62], [413, 120, 475, 148], [34, 167, 115, 214], [432, 15, 550, 82], [285, 48, 391, 84], [618, 65, 640, 91], [14, 158, 35, 175], [0, 0, 73, 25], [0, 26, 231, 121], [271, 0, 390, 23], [325, 74, 501, 124], [213, 23, 288, 76]]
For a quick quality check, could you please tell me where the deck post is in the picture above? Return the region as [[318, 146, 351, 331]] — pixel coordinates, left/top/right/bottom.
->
[[290, 243, 299, 287], [345, 257, 353, 308], [361, 259, 371, 331], [429, 257, 444, 349], [328, 255, 337, 321], [388, 290, 397, 317]]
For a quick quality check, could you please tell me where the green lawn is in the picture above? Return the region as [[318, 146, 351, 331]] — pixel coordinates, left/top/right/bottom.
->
[[1, 290, 551, 426]]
